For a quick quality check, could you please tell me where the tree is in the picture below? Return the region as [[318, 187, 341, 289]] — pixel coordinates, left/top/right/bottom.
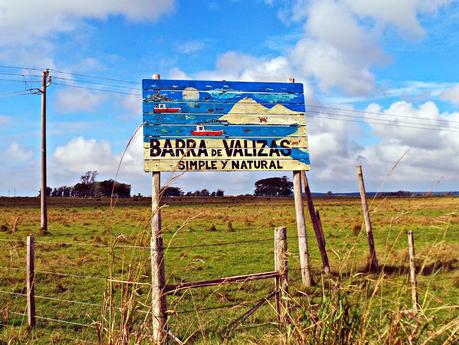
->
[[94, 179, 131, 198], [81, 171, 98, 185], [74, 171, 99, 197], [254, 176, 293, 197], [200, 189, 210, 196], [216, 189, 224, 197], [161, 186, 183, 197], [38, 187, 52, 197]]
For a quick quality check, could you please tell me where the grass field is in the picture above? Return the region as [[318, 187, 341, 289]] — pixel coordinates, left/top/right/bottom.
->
[[0, 196, 458, 344]]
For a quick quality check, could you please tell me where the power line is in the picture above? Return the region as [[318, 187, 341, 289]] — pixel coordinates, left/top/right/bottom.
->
[[2, 63, 459, 132], [312, 113, 459, 132], [0, 78, 41, 83], [0, 64, 43, 72], [308, 104, 459, 126], [49, 68, 138, 85], [51, 76, 140, 91], [308, 109, 459, 130], [52, 81, 141, 96]]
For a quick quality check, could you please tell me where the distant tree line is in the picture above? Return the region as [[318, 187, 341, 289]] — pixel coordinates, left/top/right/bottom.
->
[[38, 171, 297, 198], [161, 186, 224, 197], [40, 171, 131, 198]]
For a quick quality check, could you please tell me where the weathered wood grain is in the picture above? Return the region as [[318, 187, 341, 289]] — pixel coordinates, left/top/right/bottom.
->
[[143, 113, 306, 126]]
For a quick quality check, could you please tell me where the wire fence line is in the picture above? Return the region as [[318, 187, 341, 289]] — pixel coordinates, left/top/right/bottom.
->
[[0, 289, 101, 307], [0, 231, 285, 338], [0, 236, 278, 251]]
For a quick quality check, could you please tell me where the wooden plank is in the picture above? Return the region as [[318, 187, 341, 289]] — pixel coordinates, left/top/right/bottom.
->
[[144, 90, 305, 105], [144, 159, 310, 172], [144, 124, 306, 138], [143, 101, 306, 113], [144, 147, 310, 160], [143, 79, 304, 93], [143, 113, 306, 126], [165, 271, 279, 293], [143, 138, 308, 149]]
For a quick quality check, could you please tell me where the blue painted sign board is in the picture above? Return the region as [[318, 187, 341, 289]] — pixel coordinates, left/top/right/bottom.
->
[[142, 79, 309, 171]]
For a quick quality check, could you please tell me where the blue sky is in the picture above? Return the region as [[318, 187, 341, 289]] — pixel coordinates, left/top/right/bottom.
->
[[1, 0, 459, 196]]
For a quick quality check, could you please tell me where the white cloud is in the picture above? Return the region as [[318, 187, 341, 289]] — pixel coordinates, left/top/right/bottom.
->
[[291, 38, 376, 96], [6, 142, 32, 161], [122, 94, 142, 116], [440, 84, 459, 105], [194, 51, 291, 82], [177, 40, 206, 54], [172, 0, 451, 97], [168, 67, 191, 80], [268, 0, 452, 96], [345, 0, 425, 38], [53, 137, 115, 173], [306, 100, 459, 191], [0, 0, 175, 45], [55, 87, 106, 112], [363, 101, 450, 149], [50, 133, 146, 191]]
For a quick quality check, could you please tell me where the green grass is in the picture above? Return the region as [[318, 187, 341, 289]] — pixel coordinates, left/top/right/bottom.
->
[[0, 196, 458, 344]]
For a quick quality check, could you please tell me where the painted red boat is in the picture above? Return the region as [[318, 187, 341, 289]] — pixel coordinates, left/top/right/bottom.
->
[[154, 103, 181, 113], [191, 125, 223, 136]]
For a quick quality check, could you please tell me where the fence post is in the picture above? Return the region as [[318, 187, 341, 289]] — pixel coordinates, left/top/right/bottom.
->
[[293, 171, 313, 287], [356, 165, 379, 271], [316, 210, 326, 248], [150, 72, 168, 345], [407, 230, 419, 314], [274, 227, 289, 328], [302, 172, 330, 274], [27, 235, 35, 328]]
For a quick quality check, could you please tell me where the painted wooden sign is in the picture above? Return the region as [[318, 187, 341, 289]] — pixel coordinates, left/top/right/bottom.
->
[[142, 79, 309, 171]]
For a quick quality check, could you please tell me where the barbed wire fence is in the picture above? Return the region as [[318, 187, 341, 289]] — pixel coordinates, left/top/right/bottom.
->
[[1, 229, 457, 342], [0, 231, 292, 341]]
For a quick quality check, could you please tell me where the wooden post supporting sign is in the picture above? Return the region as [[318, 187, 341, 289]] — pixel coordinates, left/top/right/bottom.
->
[[150, 73, 168, 344], [293, 171, 313, 287], [301, 172, 330, 274], [356, 165, 379, 272], [289, 77, 313, 287]]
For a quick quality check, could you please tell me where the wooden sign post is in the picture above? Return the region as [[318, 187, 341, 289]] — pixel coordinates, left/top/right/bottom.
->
[[293, 171, 313, 286], [142, 76, 311, 337], [150, 74, 168, 344]]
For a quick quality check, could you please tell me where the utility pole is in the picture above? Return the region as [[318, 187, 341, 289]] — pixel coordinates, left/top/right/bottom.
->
[[41, 69, 51, 233]]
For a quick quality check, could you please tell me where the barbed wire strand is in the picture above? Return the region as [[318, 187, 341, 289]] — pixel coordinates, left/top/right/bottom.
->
[[35, 315, 95, 328]]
